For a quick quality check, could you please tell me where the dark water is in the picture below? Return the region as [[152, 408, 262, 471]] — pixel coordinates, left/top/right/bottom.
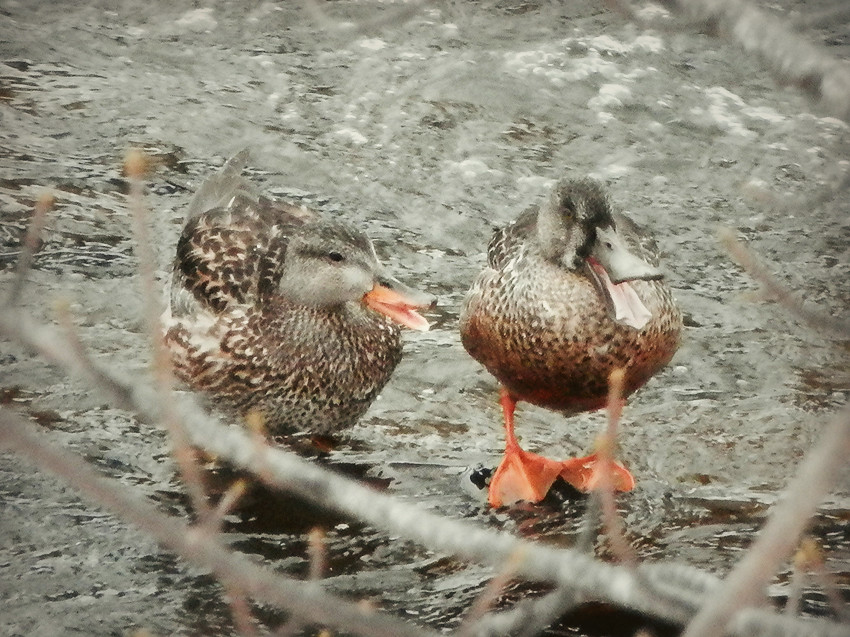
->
[[1, 1, 849, 635]]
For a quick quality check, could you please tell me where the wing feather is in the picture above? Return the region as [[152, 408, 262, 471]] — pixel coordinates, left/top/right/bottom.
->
[[169, 152, 318, 316]]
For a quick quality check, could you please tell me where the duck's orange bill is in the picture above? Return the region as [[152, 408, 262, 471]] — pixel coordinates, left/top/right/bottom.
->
[[364, 284, 431, 332]]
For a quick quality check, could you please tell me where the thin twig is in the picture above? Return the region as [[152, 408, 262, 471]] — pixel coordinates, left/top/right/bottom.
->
[[6, 191, 53, 306], [787, 537, 850, 624], [718, 228, 850, 339], [456, 550, 524, 637], [210, 479, 248, 533], [308, 527, 327, 582], [575, 492, 602, 554], [0, 307, 706, 625], [730, 607, 850, 637], [681, 404, 850, 637], [125, 149, 213, 523], [813, 565, 850, 625], [785, 538, 818, 617], [783, 564, 806, 618], [740, 171, 850, 218], [224, 584, 259, 637], [596, 368, 638, 566], [474, 585, 581, 637], [126, 150, 261, 635]]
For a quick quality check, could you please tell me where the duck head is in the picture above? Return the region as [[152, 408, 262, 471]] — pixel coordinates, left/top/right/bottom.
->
[[536, 179, 663, 329], [278, 220, 433, 331]]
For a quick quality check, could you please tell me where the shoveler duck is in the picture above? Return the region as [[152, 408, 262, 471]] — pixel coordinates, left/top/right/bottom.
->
[[163, 151, 434, 436], [460, 178, 682, 507]]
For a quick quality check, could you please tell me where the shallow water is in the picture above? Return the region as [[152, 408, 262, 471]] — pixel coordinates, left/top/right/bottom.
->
[[1, 1, 849, 635]]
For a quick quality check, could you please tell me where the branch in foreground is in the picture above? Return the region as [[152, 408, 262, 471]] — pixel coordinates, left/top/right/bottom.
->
[[6, 191, 53, 306], [657, 0, 850, 122], [0, 407, 438, 637], [0, 310, 711, 628], [1, 309, 847, 637], [681, 404, 850, 637], [466, 585, 581, 637], [786, 538, 850, 624], [596, 368, 638, 566], [125, 150, 214, 525], [718, 228, 850, 339]]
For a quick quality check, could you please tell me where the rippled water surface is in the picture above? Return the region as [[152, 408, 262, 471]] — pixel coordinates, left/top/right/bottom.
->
[[1, 1, 849, 635]]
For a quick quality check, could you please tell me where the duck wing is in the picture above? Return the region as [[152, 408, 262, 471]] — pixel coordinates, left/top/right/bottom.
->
[[486, 206, 537, 270], [613, 212, 661, 268], [169, 152, 318, 317]]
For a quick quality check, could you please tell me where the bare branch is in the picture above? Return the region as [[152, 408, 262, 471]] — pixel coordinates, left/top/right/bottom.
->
[[124, 149, 213, 523], [656, 0, 850, 122], [212, 478, 258, 635], [575, 489, 602, 554], [740, 172, 850, 219], [209, 478, 248, 533], [6, 191, 53, 306], [465, 585, 580, 637], [596, 368, 638, 566], [1, 306, 846, 637], [0, 307, 700, 625], [786, 538, 850, 624], [682, 404, 850, 637], [456, 551, 523, 637], [730, 607, 850, 637], [718, 228, 850, 339], [308, 527, 327, 582], [223, 583, 259, 637], [0, 407, 439, 637]]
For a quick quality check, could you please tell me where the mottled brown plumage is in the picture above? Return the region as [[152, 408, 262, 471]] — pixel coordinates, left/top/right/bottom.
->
[[164, 151, 432, 435], [460, 178, 682, 505]]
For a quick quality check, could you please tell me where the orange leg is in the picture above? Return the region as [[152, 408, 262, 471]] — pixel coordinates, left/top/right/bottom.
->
[[488, 388, 564, 507], [487, 387, 635, 507]]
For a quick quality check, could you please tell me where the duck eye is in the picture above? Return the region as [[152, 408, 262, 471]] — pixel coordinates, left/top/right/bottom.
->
[[327, 251, 345, 263]]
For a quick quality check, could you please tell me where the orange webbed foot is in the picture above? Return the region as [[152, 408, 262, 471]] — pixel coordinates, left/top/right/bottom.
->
[[488, 445, 564, 507], [488, 387, 635, 507], [558, 452, 636, 493]]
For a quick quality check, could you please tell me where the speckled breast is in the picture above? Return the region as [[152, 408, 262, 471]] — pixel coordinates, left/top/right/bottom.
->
[[167, 300, 404, 435], [460, 253, 682, 414]]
